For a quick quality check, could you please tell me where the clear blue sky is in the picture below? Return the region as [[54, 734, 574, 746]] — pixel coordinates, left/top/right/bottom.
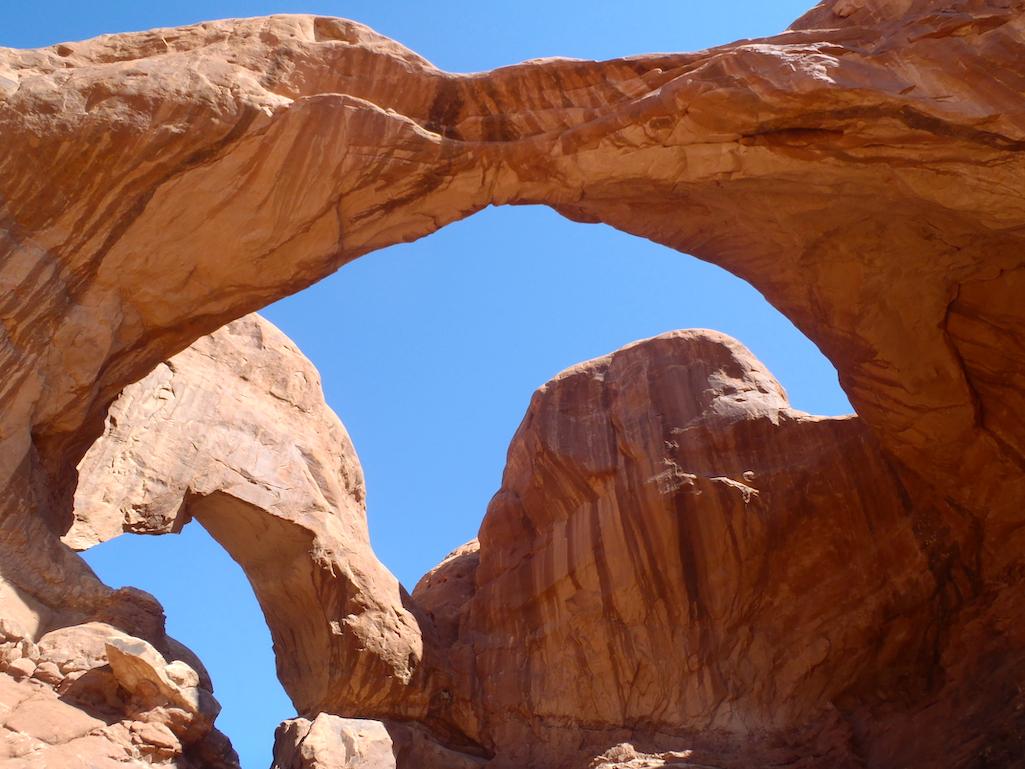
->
[[3, 3, 838, 768]]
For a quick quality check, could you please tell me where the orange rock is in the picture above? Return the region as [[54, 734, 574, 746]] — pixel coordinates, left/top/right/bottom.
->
[[0, 619, 239, 768], [273, 716, 397, 769], [0, 1, 1022, 767], [410, 330, 937, 767], [72, 315, 424, 720]]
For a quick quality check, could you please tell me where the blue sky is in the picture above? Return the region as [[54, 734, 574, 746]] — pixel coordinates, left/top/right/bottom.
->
[[4, 3, 839, 768]]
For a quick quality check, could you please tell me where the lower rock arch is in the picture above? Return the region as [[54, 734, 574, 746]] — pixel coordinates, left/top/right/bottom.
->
[[70, 316, 425, 721]]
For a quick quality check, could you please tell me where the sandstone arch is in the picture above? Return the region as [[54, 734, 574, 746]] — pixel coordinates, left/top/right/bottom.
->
[[1, 0, 1024, 766], [70, 316, 426, 720], [0, 1, 1021, 543], [66, 315, 1021, 768]]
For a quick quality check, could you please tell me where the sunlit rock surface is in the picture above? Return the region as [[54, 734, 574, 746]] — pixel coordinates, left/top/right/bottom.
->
[[272, 714, 487, 769], [1, 0, 1024, 766], [0, 616, 237, 768], [410, 330, 944, 768], [272, 716, 397, 769], [72, 315, 424, 720]]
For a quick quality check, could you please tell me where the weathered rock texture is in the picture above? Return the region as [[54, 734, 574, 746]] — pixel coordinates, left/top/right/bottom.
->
[[273, 716, 397, 769], [71, 314, 423, 720], [272, 714, 486, 769], [0, 0, 1023, 767], [0, 613, 237, 768], [84, 320, 1020, 768], [407, 329, 1004, 769]]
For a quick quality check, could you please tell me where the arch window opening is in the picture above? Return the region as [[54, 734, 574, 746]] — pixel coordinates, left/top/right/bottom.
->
[[261, 205, 853, 590], [83, 522, 292, 769], [82, 204, 852, 768]]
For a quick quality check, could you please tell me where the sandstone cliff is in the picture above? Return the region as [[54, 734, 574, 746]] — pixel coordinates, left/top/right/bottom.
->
[[0, 0, 1023, 767], [409, 329, 1003, 768], [1, 312, 425, 768]]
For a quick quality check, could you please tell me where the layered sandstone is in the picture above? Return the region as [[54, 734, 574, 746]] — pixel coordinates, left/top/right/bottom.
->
[[72, 323, 1021, 768], [0, 0, 1023, 767], [409, 330, 945, 768], [0, 313, 431, 767]]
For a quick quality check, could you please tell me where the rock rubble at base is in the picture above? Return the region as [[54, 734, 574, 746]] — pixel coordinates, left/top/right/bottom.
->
[[0, 619, 236, 768]]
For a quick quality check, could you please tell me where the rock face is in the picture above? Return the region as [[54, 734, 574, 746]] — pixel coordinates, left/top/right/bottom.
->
[[0, 1, 1024, 768], [71, 314, 423, 720], [407, 330, 960, 768], [0, 617, 237, 768], [83, 318, 1012, 768], [588, 744, 719, 769], [273, 717, 397, 769], [272, 715, 486, 769]]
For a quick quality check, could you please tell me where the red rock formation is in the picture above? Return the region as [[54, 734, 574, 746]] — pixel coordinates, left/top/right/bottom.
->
[[0, 0, 1022, 766], [67, 320, 1024, 769], [71, 315, 423, 720], [273, 717, 397, 769], [411, 330, 948, 768], [272, 715, 486, 769], [0, 608, 238, 767]]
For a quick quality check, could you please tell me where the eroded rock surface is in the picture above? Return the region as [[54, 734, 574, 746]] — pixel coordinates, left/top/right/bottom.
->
[[0, 312, 428, 767], [2, 1, 1024, 612], [271, 714, 486, 769], [273, 716, 396, 769], [0, 618, 236, 768], [72, 315, 423, 719], [588, 744, 720, 769], [409, 331, 942, 768], [269, 328, 1022, 768], [1, 1, 1024, 768]]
